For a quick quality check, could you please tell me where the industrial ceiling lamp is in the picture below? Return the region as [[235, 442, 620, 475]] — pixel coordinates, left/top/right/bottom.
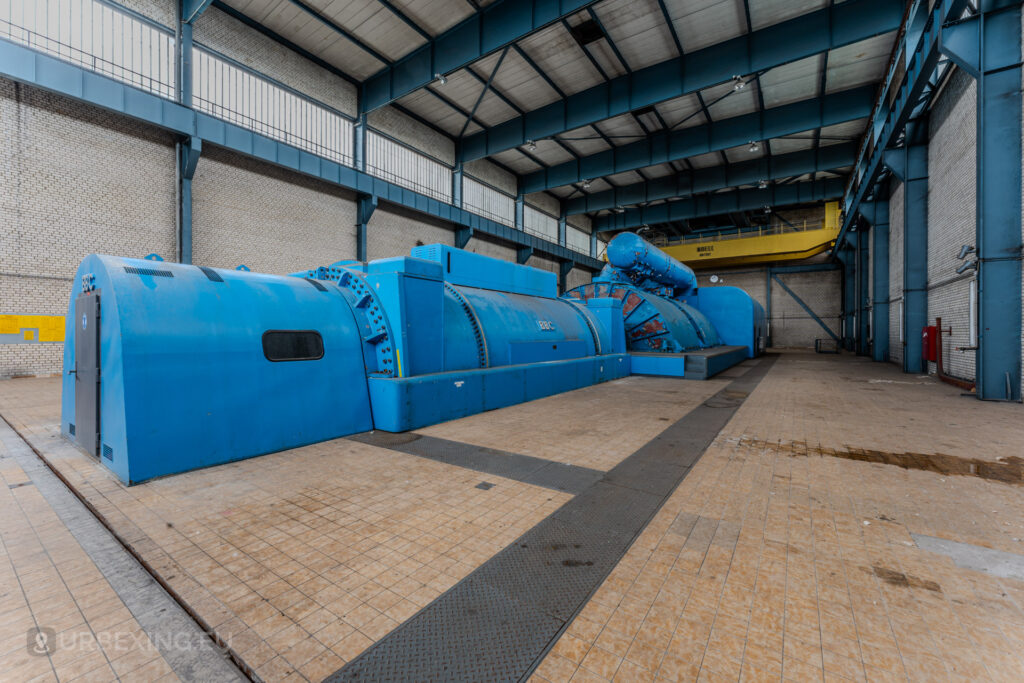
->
[[763, 205, 772, 215], [581, 178, 591, 190], [732, 75, 745, 91], [526, 139, 537, 152], [748, 141, 760, 153], [757, 179, 768, 189], [434, 72, 448, 85]]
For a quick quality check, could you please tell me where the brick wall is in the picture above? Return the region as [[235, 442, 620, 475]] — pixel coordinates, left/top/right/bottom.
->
[[191, 146, 358, 273], [695, 265, 841, 348], [926, 69, 977, 381], [367, 205, 454, 261], [0, 80, 176, 378], [1, 1, 601, 378]]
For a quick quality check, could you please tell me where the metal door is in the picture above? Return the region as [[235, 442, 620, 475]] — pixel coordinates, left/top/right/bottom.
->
[[74, 293, 100, 457]]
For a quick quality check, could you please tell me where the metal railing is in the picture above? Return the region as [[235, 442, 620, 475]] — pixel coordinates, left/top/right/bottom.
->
[[565, 225, 590, 255], [0, 0, 175, 98], [669, 221, 830, 245], [367, 130, 451, 203], [523, 205, 558, 242], [193, 47, 354, 166], [462, 176, 514, 227]]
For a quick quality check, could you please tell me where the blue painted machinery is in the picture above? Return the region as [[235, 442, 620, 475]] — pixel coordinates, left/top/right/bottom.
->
[[565, 232, 766, 376], [60, 234, 761, 485], [61, 247, 628, 484]]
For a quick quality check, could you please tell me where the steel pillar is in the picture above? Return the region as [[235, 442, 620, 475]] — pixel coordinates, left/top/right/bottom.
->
[[174, 0, 209, 265], [176, 137, 201, 264], [942, 2, 1023, 400], [839, 237, 857, 351], [864, 201, 891, 362], [354, 113, 367, 172], [559, 260, 574, 294], [516, 247, 533, 265], [452, 162, 463, 208], [857, 225, 871, 355], [764, 268, 773, 348], [590, 231, 598, 258], [558, 215, 566, 247], [515, 193, 524, 231], [455, 227, 472, 249], [899, 144, 929, 374], [356, 194, 377, 262]]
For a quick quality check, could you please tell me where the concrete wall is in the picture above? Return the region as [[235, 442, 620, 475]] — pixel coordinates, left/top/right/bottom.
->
[[695, 265, 841, 348]]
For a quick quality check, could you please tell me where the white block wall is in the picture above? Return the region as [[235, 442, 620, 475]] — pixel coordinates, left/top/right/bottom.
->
[[926, 69, 977, 380], [0, 1, 596, 378], [192, 147, 358, 272], [0, 80, 176, 377], [695, 265, 841, 348]]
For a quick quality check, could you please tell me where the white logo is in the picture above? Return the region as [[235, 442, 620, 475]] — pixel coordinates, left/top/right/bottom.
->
[[453, 381, 464, 388], [81, 314, 87, 330], [27, 627, 56, 656]]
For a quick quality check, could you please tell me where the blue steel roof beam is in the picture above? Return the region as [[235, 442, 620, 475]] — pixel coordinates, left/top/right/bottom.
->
[[459, 0, 904, 162], [285, 0, 391, 67], [374, 0, 431, 41], [521, 85, 875, 194], [209, 1, 359, 86], [460, 64, 580, 162], [739, 0, 772, 165], [565, 143, 857, 215], [361, 0, 601, 113], [0, 38, 600, 269], [837, 0, 971, 248], [595, 178, 846, 232], [421, 84, 551, 171], [458, 46, 509, 138]]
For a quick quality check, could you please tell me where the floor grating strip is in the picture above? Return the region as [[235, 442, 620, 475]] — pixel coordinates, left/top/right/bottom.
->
[[326, 354, 778, 683]]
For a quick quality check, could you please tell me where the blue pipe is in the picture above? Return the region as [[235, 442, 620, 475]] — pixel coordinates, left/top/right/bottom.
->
[[606, 232, 698, 295]]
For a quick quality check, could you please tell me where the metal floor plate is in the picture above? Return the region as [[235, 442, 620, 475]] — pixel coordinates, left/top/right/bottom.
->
[[327, 355, 777, 683], [350, 432, 604, 494]]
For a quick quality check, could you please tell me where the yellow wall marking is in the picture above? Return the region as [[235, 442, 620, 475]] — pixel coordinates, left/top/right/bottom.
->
[[0, 315, 65, 343]]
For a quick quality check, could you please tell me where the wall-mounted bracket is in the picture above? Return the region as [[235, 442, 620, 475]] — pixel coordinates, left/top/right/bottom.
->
[[455, 227, 473, 249], [516, 247, 533, 265]]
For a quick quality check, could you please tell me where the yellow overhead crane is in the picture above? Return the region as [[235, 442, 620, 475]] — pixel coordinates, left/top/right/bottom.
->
[[658, 202, 840, 269]]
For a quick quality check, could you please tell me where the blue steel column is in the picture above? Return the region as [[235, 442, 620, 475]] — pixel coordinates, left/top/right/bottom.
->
[[867, 202, 890, 362], [590, 231, 597, 258], [452, 162, 463, 208], [857, 225, 871, 355], [175, 0, 210, 264], [515, 193, 524, 231], [356, 194, 377, 262], [558, 215, 566, 247], [902, 144, 929, 374], [840, 236, 857, 351], [941, 2, 1023, 400], [354, 113, 367, 172]]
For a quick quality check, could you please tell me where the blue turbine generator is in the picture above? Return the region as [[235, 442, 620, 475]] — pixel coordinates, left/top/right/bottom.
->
[[565, 232, 766, 378], [60, 234, 761, 485], [61, 248, 628, 484]]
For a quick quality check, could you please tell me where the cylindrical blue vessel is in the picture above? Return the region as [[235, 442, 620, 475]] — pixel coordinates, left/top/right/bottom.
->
[[606, 231, 698, 295]]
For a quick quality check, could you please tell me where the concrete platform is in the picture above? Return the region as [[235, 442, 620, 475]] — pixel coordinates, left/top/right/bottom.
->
[[0, 350, 1022, 682], [630, 346, 751, 380]]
